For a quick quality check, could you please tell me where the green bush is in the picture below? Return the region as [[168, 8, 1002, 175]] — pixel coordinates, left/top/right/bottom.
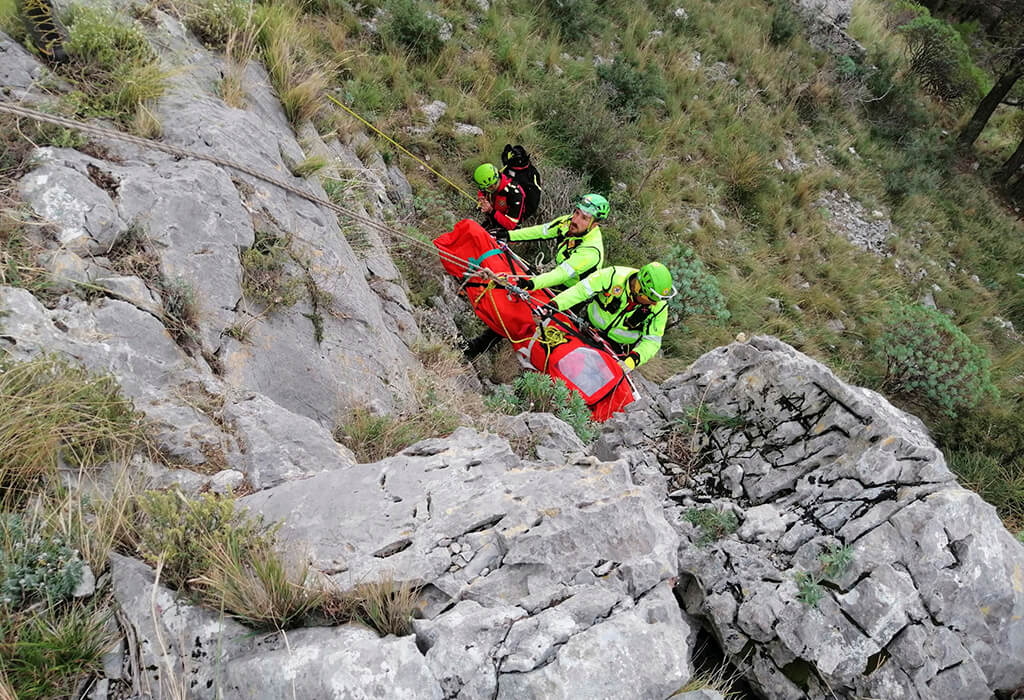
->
[[875, 304, 997, 418], [531, 78, 629, 190], [486, 372, 597, 442], [181, 0, 250, 48], [769, 0, 800, 45], [382, 0, 443, 61], [136, 490, 272, 591], [898, 15, 981, 102], [61, 5, 168, 123], [1, 515, 83, 610], [664, 245, 731, 328], [541, 0, 604, 37], [596, 58, 666, 121]]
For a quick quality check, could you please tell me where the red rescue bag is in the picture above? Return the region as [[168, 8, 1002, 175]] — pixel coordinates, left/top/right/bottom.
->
[[433, 219, 636, 421]]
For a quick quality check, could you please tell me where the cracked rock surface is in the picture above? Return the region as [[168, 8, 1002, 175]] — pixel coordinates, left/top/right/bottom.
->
[[241, 427, 697, 698], [601, 336, 1024, 699]]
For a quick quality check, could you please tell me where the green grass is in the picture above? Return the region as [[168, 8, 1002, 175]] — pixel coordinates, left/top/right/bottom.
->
[[683, 507, 740, 546], [0, 357, 142, 508], [0, 601, 114, 700]]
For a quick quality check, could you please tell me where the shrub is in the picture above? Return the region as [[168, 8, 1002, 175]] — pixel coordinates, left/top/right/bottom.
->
[[1, 515, 83, 610], [0, 601, 113, 700], [769, 0, 800, 45], [486, 372, 597, 442], [875, 304, 997, 418], [181, 0, 250, 48], [898, 15, 981, 102], [541, 0, 604, 37], [531, 79, 628, 190], [135, 490, 272, 591], [682, 507, 739, 546], [664, 246, 731, 328], [596, 58, 666, 121], [240, 231, 304, 308], [60, 5, 169, 125], [335, 406, 460, 462], [0, 357, 140, 507], [382, 0, 443, 61]]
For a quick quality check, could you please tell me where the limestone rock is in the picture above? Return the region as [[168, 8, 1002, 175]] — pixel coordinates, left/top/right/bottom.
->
[[601, 336, 1024, 699], [222, 392, 356, 490], [110, 554, 254, 699], [220, 625, 442, 699]]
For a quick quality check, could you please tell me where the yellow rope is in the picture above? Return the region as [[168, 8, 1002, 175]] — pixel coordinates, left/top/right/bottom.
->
[[326, 94, 477, 203]]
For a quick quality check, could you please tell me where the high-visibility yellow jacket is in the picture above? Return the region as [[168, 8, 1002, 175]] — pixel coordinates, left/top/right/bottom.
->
[[509, 215, 604, 291], [550, 266, 667, 366]]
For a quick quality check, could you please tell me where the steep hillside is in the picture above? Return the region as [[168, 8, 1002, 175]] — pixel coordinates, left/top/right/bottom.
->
[[2, 0, 1024, 697]]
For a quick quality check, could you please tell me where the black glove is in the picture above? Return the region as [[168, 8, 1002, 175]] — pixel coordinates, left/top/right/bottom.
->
[[514, 277, 535, 291], [487, 226, 509, 242]]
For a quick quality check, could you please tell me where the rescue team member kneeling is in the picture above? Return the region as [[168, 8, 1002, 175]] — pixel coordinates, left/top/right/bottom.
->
[[474, 163, 525, 232], [498, 193, 608, 292], [539, 262, 676, 371]]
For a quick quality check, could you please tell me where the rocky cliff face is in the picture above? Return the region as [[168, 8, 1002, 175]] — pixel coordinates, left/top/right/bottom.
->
[[3, 5, 1023, 699], [2, 9, 421, 482]]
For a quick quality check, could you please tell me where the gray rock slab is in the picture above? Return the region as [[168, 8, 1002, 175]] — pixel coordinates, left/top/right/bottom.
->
[[494, 582, 695, 699], [241, 428, 678, 604], [219, 625, 442, 700], [222, 392, 356, 490], [414, 600, 527, 698], [109, 554, 254, 700]]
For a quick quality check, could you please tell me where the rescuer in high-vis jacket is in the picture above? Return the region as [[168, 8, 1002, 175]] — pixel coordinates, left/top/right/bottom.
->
[[502, 193, 608, 292], [544, 262, 676, 370]]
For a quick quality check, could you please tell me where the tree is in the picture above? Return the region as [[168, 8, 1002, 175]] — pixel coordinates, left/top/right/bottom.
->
[[958, 45, 1024, 147]]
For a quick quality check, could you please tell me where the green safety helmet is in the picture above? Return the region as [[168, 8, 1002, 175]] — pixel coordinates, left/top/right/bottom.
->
[[637, 262, 677, 300], [473, 163, 500, 189], [575, 193, 610, 221]]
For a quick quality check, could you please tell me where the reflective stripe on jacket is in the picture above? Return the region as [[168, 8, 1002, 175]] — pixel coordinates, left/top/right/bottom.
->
[[550, 266, 667, 366], [509, 215, 604, 291]]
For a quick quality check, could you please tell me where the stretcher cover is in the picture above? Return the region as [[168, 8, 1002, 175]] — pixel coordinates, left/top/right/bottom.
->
[[434, 219, 635, 420]]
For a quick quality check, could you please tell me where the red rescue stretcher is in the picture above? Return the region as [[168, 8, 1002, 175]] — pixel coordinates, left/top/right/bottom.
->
[[434, 219, 636, 421]]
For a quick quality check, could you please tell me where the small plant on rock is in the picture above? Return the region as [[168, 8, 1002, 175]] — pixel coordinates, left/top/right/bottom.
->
[[818, 543, 853, 579], [485, 372, 597, 442], [1, 515, 83, 610], [683, 507, 739, 546], [240, 231, 304, 308], [875, 303, 997, 418], [135, 489, 271, 591], [320, 579, 420, 637], [794, 570, 825, 607]]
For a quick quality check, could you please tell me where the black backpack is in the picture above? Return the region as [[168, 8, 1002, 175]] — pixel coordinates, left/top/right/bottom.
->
[[501, 144, 542, 219]]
